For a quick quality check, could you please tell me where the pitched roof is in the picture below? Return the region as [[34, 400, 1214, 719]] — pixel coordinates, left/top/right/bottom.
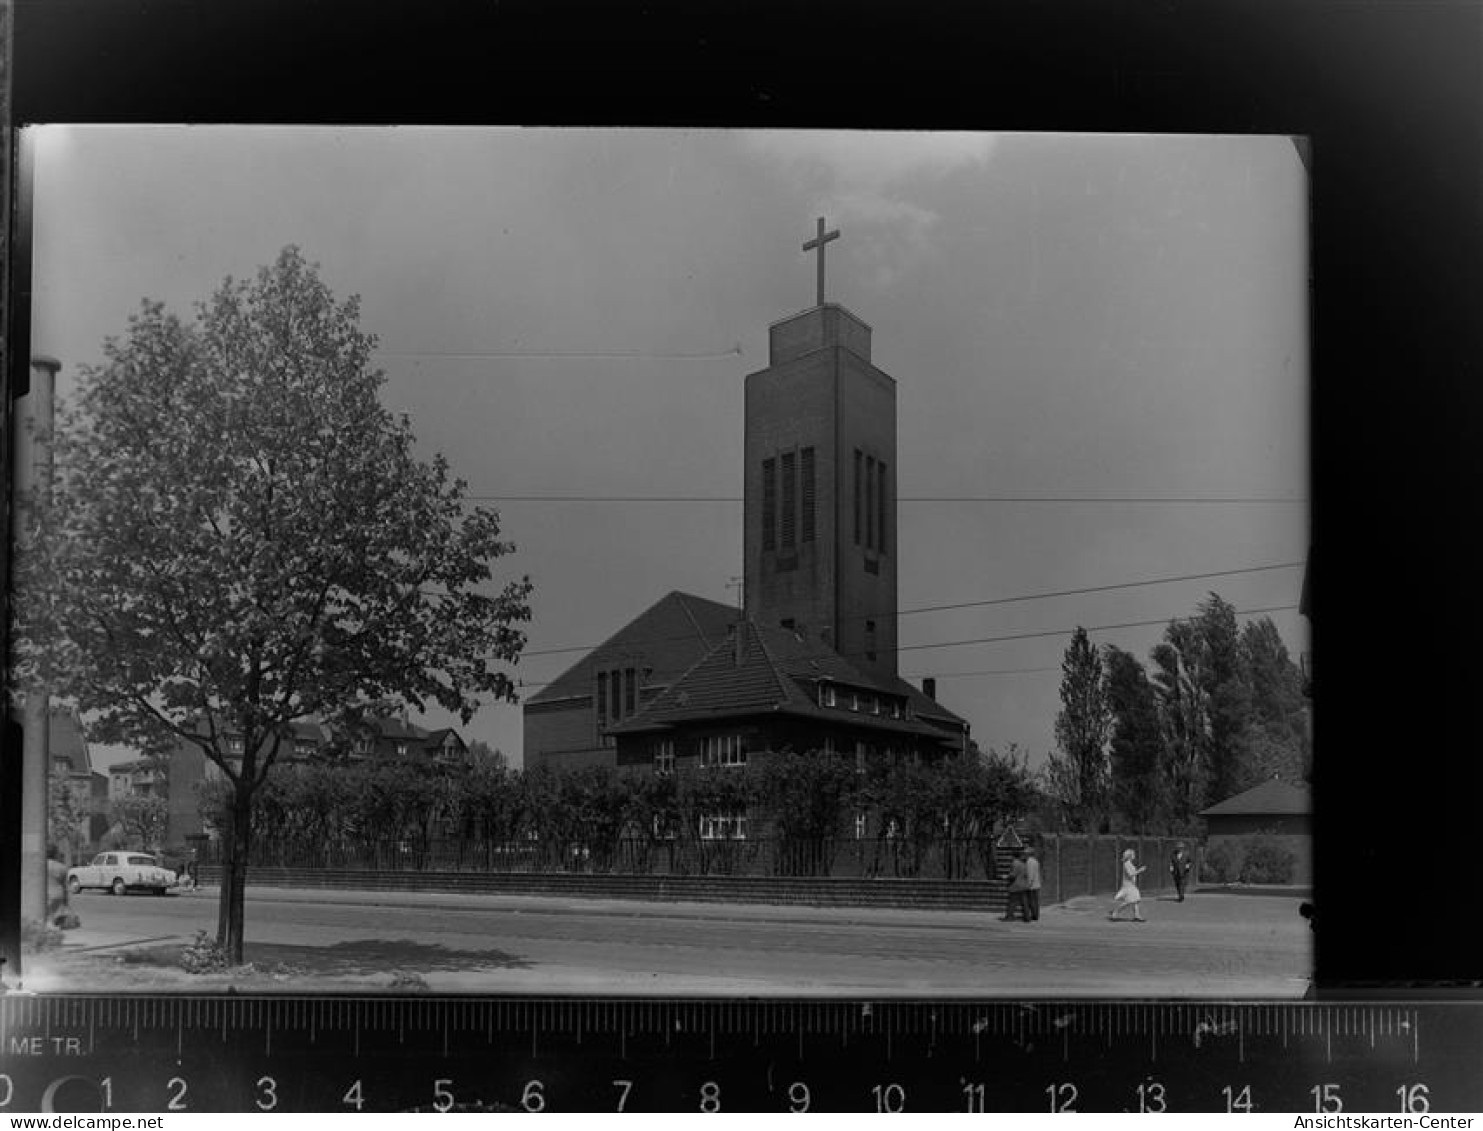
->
[[1200, 777, 1311, 817], [525, 590, 737, 707], [608, 619, 967, 739], [48, 707, 92, 775]]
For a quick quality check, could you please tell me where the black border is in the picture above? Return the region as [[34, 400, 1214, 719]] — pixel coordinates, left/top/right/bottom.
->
[[7, 0, 1483, 991]]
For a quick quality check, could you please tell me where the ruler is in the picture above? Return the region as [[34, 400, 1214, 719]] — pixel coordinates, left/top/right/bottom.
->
[[1, 997, 1479, 1113]]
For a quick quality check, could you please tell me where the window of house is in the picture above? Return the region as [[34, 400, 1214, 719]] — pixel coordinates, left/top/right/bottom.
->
[[294, 740, 316, 757], [865, 455, 876, 549], [801, 446, 815, 543], [227, 736, 245, 755], [395, 742, 408, 757], [865, 618, 877, 663], [819, 683, 836, 708], [849, 691, 860, 712], [652, 739, 675, 776], [781, 450, 797, 549], [596, 670, 609, 724], [854, 812, 868, 839], [700, 733, 747, 768], [52, 757, 68, 774], [855, 741, 867, 775], [762, 457, 777, 552], [353, 735, 372, 756], [699, 812, 748, 840], [625, 667, 636, 716], [823, 736, 836, 755], [889, 699, 903, 720], [868, 695, 880, 715]]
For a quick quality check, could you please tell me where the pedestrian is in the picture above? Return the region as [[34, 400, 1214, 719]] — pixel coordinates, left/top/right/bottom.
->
[[1108, 848, 1147, 922], [1003, 849, 1029, 921], [1024, 845, 1042, 921], [1168, 841, 1192, 902]]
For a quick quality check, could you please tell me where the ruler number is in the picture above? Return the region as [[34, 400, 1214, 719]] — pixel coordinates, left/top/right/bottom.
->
[[100, 1078, 113, 1110], [433, 1078, 455, 1113], [343, 1080, 364, 1110], [1223, 1084, 1254, 1113], [788, 1081, 811, 1112], [873, 1083, 906, 1112], [0, 1074, 11, 1108], [255, 1075, 278, 1111], [963, 1082, 986, 1112], [167, 1076, 188, 1111], [1046, 1082, 1078, 1112], [612, 1080, 633, 1112], [1310, 1083, 1343, 1112], [1136, 1080, 1167, 1112], [1397, 1084, 1430, 1113], [700, 1080, 721, 1112], [522, 1080, 546, 1112]]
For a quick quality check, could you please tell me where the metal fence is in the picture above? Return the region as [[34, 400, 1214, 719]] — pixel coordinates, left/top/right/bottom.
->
[[200, 833, 1003, 882]]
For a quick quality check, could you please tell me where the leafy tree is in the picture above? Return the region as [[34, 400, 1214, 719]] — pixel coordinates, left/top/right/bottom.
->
[[1103, 645, 1168, 833], [1192, 594, 1253, 804], [109, 795, 170, 852], [1048, 627, 1112, 831], [18, 248, 533, 961], [1149, 619, 1210, 829], [1239, 617, 1311, 783]]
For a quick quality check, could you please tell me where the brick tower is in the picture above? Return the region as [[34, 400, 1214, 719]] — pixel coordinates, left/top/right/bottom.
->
[[743, 219, 898, 680]]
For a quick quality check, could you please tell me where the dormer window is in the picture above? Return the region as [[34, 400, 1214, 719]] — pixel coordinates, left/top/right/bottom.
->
[[819, 683, 836, 708], [395, 742, 409, 757]]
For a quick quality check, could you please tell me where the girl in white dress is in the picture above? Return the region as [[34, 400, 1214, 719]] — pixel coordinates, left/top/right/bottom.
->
[[1108, 848, 1147, 922]]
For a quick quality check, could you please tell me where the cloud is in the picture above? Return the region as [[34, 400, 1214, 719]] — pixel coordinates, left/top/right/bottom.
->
[[745, 130, 998, 284]]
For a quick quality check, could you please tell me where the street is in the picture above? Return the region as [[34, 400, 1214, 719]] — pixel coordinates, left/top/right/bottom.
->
[[26, 884, 1313, 997]]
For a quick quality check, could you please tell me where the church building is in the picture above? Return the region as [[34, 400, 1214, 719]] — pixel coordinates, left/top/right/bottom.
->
[[523, 219, 969, 773]]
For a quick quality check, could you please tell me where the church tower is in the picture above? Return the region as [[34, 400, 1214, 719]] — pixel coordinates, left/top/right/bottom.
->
[[744, 219, 899, 680]]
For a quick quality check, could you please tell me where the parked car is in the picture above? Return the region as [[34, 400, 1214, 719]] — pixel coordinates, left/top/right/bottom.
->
[[67, 852, 179, 896]]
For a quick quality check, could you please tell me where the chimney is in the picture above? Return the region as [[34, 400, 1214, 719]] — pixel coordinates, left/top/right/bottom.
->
[[922, 677, 937, 701]]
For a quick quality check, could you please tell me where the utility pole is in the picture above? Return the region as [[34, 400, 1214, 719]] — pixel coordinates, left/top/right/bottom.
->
[[15, 356, 59, 936]]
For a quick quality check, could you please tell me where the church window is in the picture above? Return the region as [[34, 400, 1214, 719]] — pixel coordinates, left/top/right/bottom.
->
[[872, 459, 883, 557], [625, 667, 637, 716], [781, 451, 797, 549], [865, 455, 876, 550], [762, 458, 776, 552], [801, 446, 815, 542], [853, 449, 862, 544]]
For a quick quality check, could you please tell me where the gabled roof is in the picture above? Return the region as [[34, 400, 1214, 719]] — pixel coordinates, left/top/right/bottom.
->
[[525, 590, 737, 707], [608, 619, 967, 739], [48, 707, 93, 775], [1200, 777, 1311, 817]]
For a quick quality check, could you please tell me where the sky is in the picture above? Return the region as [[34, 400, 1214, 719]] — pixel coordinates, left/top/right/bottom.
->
[[26, 126, 1309, 773]]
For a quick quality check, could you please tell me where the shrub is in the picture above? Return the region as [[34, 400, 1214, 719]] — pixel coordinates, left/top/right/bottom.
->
[[21, 918, 64, 953], [1240, 836, 1296, 884], [179, 930, 229, 974], [1202, 839, 1241, 884]]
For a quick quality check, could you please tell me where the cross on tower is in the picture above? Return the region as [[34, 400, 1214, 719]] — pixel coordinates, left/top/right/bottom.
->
[[802, 216, 840, 307]]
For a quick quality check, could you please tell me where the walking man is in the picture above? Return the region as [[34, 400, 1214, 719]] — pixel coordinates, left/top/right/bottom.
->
[[1169, 842, 1192, 902], [1024, 845, 1042, 921]]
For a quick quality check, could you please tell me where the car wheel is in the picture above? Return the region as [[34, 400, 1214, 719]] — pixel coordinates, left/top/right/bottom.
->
[[111, 877, 126, 896], [67, 877, 81, 895]]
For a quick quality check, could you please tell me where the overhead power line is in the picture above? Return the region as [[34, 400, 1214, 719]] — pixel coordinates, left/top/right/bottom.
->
[[465, 493, 1306, 505], [379, 346, 743, 361], [517, 563, 1303, 660], [895, 603, 1301, 655]]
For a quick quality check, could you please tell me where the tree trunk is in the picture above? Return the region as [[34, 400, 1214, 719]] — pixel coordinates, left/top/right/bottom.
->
[[216, 782, 253, 964]]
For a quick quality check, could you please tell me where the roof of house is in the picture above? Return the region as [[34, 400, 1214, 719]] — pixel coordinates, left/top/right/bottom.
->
[[48, 707, 93, 775], [524, 590, 737, 707], [1200, 777, 1311, 817], [607, 619, 968, 740]]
